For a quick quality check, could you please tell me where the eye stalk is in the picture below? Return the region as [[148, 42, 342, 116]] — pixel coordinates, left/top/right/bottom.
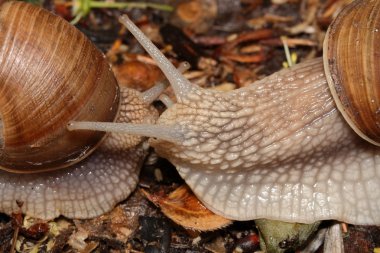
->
[[68, 121, 185, 144], [118, 15, 196, 103]]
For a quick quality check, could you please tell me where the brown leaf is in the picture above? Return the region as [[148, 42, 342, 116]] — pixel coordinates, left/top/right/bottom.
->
[[22, 222, 49, 240], [142, 185, 232, 231], [222, 52, 266, 63], [112, 60, 163, 91]]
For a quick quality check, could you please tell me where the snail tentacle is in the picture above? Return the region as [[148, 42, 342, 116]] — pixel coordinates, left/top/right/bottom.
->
[[68, 121, 185, 144], [119, 15, 195, 103], [158, 94, 174, 107], [140, 61, 190, 105], [141, 81, 168, 104]]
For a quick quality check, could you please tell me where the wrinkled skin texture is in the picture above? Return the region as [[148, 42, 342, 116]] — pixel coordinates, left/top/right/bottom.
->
[[150, 59, 380, 224], [115, 15, 380, 225]]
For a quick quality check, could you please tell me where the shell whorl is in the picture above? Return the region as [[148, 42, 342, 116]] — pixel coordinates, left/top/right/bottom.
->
[[323, 0, 380, 146], [0, 1, 119, 172]]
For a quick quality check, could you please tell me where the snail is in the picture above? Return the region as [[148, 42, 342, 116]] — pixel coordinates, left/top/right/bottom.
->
[[0, 1, 162, 219], [70, 0, 380, 225]]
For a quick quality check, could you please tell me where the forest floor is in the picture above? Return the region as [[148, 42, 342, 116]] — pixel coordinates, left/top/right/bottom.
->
[[1, 0, 380, 252]]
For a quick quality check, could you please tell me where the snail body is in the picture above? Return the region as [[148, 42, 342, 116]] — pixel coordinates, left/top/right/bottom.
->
[[0, 2, 158, 219], [151, 58, 376, 224], [73, 0, 380, 224]]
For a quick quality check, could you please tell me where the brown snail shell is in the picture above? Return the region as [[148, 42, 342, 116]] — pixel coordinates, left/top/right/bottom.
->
[[0, 1, 119, 172], [323, 0, 380, 146]]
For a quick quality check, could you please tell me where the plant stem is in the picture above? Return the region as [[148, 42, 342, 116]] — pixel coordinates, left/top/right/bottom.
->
[[89, 1, 173, 12], [71, 0, 173, 24]]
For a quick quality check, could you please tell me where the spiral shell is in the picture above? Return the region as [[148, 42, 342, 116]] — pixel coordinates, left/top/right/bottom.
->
[[323, 0, 380, 146], [0, 1, 119, 172]]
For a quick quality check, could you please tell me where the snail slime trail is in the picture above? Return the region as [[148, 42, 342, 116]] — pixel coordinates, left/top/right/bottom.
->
[[70, 0, 380, 226]]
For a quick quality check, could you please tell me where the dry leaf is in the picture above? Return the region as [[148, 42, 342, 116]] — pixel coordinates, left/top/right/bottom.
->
[[112, 60, 163, 91], [74, 205, 136, 243], [142, 185, 232, 231]]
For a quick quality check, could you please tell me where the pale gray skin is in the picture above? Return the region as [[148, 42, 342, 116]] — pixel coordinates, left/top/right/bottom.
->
[[160, 60, 380, 224], [0, 88, 158, 219], [150, 58, 380, 224], [71, 15, 380, 225]]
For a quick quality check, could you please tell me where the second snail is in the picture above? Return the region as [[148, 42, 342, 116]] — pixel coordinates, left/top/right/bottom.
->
[[71, 0, 380, 226]]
